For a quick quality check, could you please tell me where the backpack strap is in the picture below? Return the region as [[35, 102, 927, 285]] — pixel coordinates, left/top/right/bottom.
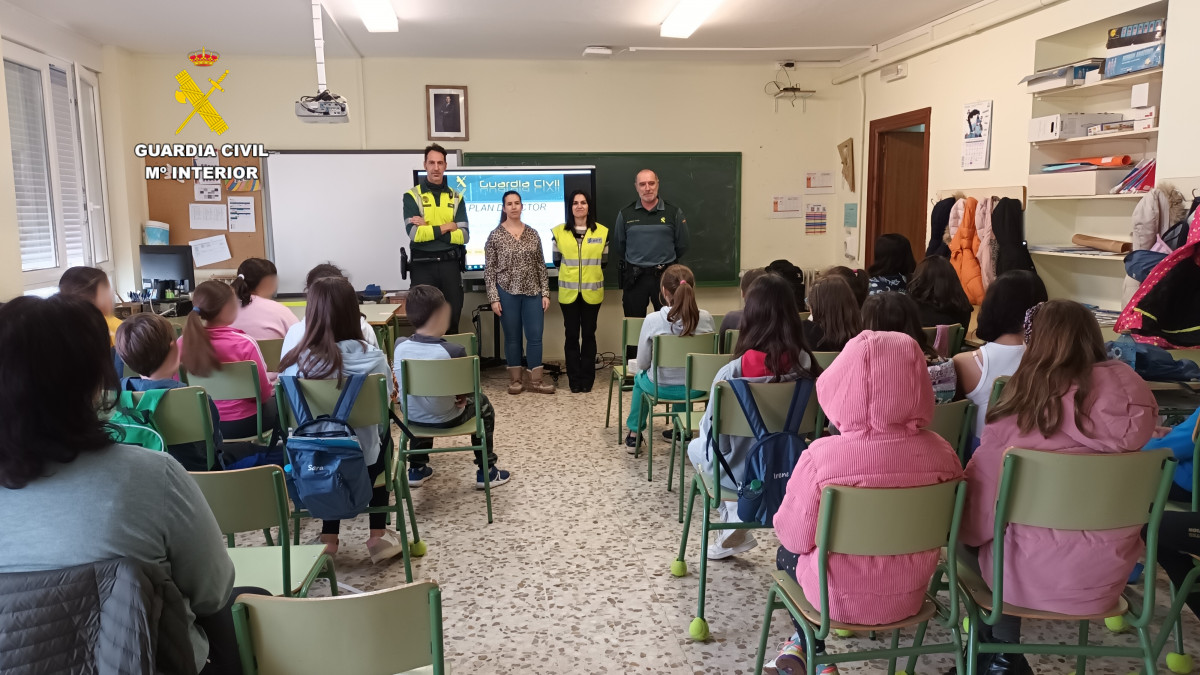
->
[[727, 379, 769, 440], [709, 430, 743, 490], [331, 374, 367, 422], [781, 378, 815, 435], [279, 376, 315, 427]]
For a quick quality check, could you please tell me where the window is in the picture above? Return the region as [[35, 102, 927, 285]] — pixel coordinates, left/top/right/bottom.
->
[[4, 41, 111, 289]]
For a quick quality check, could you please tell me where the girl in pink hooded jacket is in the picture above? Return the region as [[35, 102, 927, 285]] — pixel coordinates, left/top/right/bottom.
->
[[770, 331, 964, 675], [961, 300, 1158, 672]]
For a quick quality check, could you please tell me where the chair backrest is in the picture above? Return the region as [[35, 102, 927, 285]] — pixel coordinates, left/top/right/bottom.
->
[[799, 311, 810, 321], [127, 386, 213, 446], [922, 399, 975, 462], [813, 351, 839, 369], [686, 353, 733, 394], [922, 324, 966, 356], [988, 375, 1009, 408], [713, 379, 818, 437], [622, 317, 645, 347], [818, 480, 964, 556], [275, 374, 389, 430], [653, 333, 718, 371], [999, 448, 1174, 531], [257, 339, 284, 372], [723, 330, 740, 354], [443, 332, 478, 356], [189, 465, 289, 536], [710, 313, 725, 331], [399, 356, 480, 401], [189, 361, 262, 402], [234, 581, 443, 675]]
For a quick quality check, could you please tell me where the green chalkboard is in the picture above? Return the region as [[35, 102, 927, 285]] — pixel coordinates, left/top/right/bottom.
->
[[464, 152, 741, 287]]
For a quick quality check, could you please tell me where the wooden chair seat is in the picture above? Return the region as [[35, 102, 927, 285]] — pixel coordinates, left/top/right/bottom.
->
[[226, 544, 331, 597], [695, 462, 739, 502], [772, 570, 938, 632], [956, 559, 1127, 620]]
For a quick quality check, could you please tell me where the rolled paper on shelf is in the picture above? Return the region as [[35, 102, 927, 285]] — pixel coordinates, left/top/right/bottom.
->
[[1072, 233, 1132, 253], [1065, 155, 1133, 167]]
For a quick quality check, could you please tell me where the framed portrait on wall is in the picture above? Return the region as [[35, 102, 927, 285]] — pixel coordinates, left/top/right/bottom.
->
[[426, 85, 469, 141]]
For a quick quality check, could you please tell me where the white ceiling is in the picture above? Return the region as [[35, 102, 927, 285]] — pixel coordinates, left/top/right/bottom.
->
[[11, 0, 982, 61]]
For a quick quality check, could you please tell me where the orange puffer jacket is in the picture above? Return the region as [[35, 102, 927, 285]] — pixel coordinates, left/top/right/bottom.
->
[[950, 197, 984, 304]]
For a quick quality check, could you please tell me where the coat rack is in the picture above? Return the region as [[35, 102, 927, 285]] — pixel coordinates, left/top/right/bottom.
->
[[931, 185, 1027, 210]]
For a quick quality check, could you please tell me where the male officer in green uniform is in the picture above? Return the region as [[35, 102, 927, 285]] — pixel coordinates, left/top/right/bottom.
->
[[404, 144, 469, 333], [612, 169, 689, 318]]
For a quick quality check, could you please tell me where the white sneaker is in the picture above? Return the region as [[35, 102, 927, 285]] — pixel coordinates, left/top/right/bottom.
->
[[708, 532, 758, 560], [366, 530, 404, 564]]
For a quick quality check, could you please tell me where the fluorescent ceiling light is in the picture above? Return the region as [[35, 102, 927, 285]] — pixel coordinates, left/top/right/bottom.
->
[[354, 0, 398, 32], [660, 0, 724, 39]]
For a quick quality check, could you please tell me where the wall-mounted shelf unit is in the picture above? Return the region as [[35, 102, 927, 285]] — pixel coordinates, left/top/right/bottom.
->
[[1032, 128, 1158, 146], [1029, 250, 1126, 261], [1027, 193, 1145, 201], [1033, 67, 1163, 99]]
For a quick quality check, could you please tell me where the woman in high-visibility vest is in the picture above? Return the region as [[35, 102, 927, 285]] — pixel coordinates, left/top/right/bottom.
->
[[552, 190, 609, 393]]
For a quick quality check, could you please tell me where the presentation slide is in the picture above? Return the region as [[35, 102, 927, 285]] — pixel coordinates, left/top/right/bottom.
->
[[415, 167, 595, 270]]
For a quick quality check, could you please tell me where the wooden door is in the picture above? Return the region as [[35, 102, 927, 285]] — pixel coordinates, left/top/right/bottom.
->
[[879, 131, 928, 263]]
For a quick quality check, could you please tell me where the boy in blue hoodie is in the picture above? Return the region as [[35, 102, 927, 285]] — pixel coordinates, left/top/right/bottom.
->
[[115, 313, 221, 471]]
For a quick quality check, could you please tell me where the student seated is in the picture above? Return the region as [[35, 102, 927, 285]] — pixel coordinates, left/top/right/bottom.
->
[[908, 255, 973, 329], [229, 257, 299, 340], [721, 268, 822, 350], [394, 284, 511, 490], [279, 276, 402, 562], [115, 313, 222, 471], [770, 331, 964, 674], [822, 266, 869, 307], [953, 270, 1047, 444], [766, 259, 808, 311], [0, 295, 238, 674], [282, 262, 378, 356], [625, 264, 714, 451], [867, 234, 916, 295], [1145, 512, 1200, 624], [688, 273, 820, 560], [962, 300, 1158, 675], [862, 292, 956, 403], [806, 275, 862, 352], [179, 280, 279, 453], [717, 267, 768, 344], [58, 266, 122, 343]]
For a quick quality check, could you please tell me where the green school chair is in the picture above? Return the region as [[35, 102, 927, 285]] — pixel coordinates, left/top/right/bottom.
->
[[988, 376, 1009, 408], [956, 448, 1183, 675], [672, 379, 819, 640], [669, 353, 733, 522], [923, 399, 976, 465], [126, 386, 218, 470], [637, 333, 719, 482], [923, 324, 966, 356], [723, 330, 740, 355], [814, 351, 839, 369], [274, 373, 421, 583], [753, 480, 968, 675], [397, 356, 496, 527], [799, 311, 811, 321], [233, 580, 445, 675], [190, 465, 337, 598], [189, 360, 272, 445], [443, 332, 479, 356], [607, 317, 645, 443], [711, 313, 725, 332], [257, 338, 285, 373]]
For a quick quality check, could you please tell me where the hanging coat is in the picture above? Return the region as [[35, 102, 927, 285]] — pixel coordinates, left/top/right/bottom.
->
[[992, 197, 1035, 276], [1116, 208, 1200, 348], [950, 197, 984, 305], [975, 196, 998, 290], [945, 198, 964, 248], [926, 197, 955, 258], [1124, 189, 1175, 306]]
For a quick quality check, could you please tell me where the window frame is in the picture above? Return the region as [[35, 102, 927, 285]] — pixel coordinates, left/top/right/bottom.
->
[[4, 39, 113, 291]]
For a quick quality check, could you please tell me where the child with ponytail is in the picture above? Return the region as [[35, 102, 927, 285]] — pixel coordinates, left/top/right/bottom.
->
[[229, 257, 298, 340], [625, 264, 714, 450], [179, 280, 278, 448]]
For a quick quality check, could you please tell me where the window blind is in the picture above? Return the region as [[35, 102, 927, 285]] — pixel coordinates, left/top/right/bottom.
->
[[4, 60, 56, 272], [50, 65, 87, 268]]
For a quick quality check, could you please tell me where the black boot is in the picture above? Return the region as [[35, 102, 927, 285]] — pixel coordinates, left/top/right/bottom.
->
[[983, 650, 1032, 675]]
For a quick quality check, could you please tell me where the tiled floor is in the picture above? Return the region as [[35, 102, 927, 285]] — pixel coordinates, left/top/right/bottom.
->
[[278, 368, 1198, 674]]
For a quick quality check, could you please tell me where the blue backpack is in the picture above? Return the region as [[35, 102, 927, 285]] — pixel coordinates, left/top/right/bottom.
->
[[279, 374, 373, 520], [712, 378, 814, 525]]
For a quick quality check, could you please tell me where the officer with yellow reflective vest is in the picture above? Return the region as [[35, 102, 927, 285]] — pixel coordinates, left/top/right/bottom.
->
[[404, 143, 469, 333], [551, 190, 609, 393]]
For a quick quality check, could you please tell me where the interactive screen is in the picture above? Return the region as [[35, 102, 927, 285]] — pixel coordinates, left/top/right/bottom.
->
[[414, 166, 596, 270]]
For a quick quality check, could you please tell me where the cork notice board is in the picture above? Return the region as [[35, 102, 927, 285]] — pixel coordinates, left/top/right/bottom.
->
[[144, 156, 266, 269]]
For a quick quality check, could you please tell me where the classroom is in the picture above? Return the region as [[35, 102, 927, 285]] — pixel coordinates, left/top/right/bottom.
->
[[1, 0, 1199, 673]]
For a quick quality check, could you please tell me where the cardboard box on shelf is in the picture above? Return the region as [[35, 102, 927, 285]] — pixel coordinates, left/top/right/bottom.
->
[[1105, 19, 1165, 53], [1029, 113, 1123, 142], [1028, 169, 1131, 197], [1086, 119, 1155, 136], [1020, 59, 1105, 92], [1105, 44, 1165, 79]]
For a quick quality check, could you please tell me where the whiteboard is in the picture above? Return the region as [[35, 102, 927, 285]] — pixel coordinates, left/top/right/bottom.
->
[[263, 150, 460, 295]]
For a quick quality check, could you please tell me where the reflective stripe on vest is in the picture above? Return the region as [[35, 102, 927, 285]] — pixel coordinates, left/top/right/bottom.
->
[[552, 223, 608, 304], [406, 184, 461, 227]]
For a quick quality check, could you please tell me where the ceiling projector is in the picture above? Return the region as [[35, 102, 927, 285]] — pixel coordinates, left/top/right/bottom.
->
[[296, 90, 348, 123]]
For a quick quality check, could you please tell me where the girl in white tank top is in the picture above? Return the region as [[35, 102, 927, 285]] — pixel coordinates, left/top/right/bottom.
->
[[965, 341, 1025, 438]]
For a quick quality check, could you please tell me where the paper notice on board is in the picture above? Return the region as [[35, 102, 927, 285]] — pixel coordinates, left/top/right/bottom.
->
[[194, 184, 220, 201], [962, 100, 993, 170], [771, 194, 803, 219], [189, 203, 226, 230], [805, 203, 828, 235], [805, 171, 835, 194], [227, 196, 256, 232], [190, 234, 232, 267], [194, 156, 219, 185]]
